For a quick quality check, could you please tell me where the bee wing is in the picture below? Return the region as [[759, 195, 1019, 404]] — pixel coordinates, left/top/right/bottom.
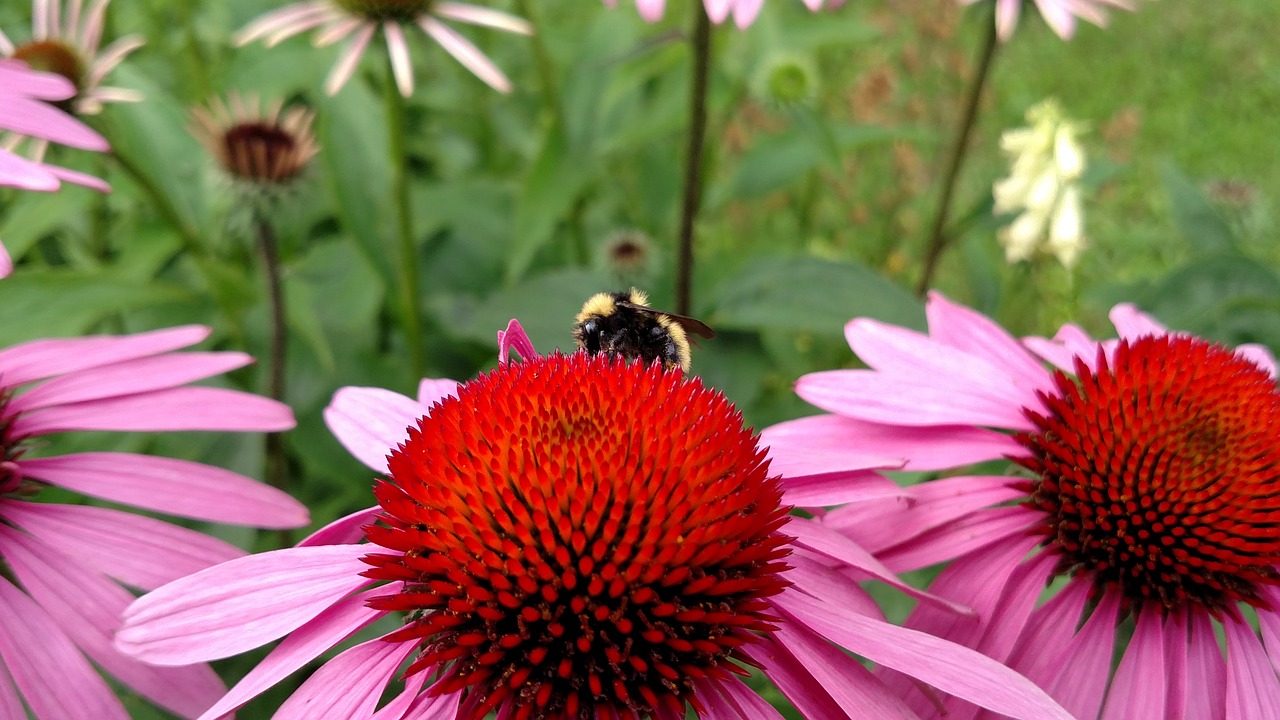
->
[[616, 301, 716, 339]]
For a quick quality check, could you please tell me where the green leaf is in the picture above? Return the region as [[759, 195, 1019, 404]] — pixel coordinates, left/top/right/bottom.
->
[[506, 126, 593, 283], [719, 123, 908, 202], [0, 270, 192, 345], [0, 190, 93, 260], [1138, 252, 1280, 345], [709, 256, 925, 335], [1158, 161, 1236, 254]]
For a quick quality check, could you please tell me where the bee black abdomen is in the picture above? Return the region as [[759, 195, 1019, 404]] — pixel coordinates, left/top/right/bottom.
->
[[573, 289, 696, 372]]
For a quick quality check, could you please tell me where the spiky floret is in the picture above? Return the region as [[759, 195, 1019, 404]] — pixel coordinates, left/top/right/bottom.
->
[[362, 352, 792, 720], [1016, 335, 1280, 614]]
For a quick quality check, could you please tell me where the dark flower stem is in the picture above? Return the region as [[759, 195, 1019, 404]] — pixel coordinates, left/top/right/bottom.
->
[[382, 51, 426, 378], [675, 2, 712, 316], [254, 213, 293, 547], [915, 10, 999, 296]]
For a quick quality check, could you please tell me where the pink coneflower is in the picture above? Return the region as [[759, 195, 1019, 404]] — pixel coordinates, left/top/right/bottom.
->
[[234, 0, 532, 96], [0, 0, 144, 114], [0, 59, 108, 276], [965, 0, 1137, 41], [605, 0, 843, 29], [767, 291, 1280, 718], [0, 325, 308, 719], [116, 321, 1071, 720]]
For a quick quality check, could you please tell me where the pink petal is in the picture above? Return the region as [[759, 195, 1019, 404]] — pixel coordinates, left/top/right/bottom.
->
[[776, 590, 1074, 720], [635, 0, 667, 21], [1186, 609, 1227, 719], [0, 59, 75, 98], [785, 552, 881, 618], [0, 578, 127, 720], [369, 668, 427, 720], [0, 96, 109, 151], [497, 319, 538, 364], [435, 3, 533, 34], [1238, 344, 1278, 377], [16, 386, 295, 435], [796, 369, 1036, 431], [0, 240, 11, 278], [1101, 608, 1166, 719], [383, 21, 415, 97], [1109, 302, 1166, 339], [0, 527, 224, 718], [417, 377, 459, 407], [3, 501, 245, 591], [763, 414, 1020, 474], [0, 146, 60, 190], [1225, 617, 1280, 719], [1003, 578, 1090, 683], [198, 590, 384, 720], [700, 674, 788, 719], [730, 0, 765, 27], [275, 634, 417, 720], [399, 686, 461, 720], [24, 452, 308, 528], [42, 162, 111, 192], [782, 469, 908, 509], [926, 292, 1053, 391], [877, 506, 1037, 572], [0, 666, 22, 720], [0, 325, 209, 389], [995, 0, 1021, 40], [299, 506, 379, 547], [324, 386, 427, 472], [232, 2, 334, 45], [1038, 590, 1120, 720], [970, 550, 1057, 662], [117, 544, 374, 665], [419, 17, 512, 93], [825, 475, 1026, 550], [1163, 609, 1189, 720], [325, 22, 376, 95], [9, 351, 253, 413]]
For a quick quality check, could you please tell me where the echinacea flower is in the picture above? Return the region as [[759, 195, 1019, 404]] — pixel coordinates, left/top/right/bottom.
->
[[993, 98, 1088, 268], [769, 291, 1280, 718], [605, 0, 843, 29], [0, 325, 308, 719], [191, 91, 319, 198], [0, 0, 144, 114], [0, 59, 108, 276], [234, 0, 532, 96], [967, 0, 1137, 41], [116, 321, 1073, 720]]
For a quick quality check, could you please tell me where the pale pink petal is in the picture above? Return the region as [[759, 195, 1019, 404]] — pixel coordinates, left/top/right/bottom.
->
[[117, 544, 374, 665], [776, 590, 1074, 720], [2, 96, 109, 150], [16, 386, 295, 435], [825, 475, 1026, 549], [1101, 608, 1166, 719], [233, 1, 333, 45], [198, 590, 384, 720], [1186, 609, 1227, 719], [796, 369, 1036, 430], [1110, 302, 1166, 339], [1038, 590, 1120, 720], [299, 507, 379, 547], [310, 16, 365, 48], [34, 0, 51, 40], [926, 292, 1053, 391], [43, 163, 110, 192], [0, 578, 127, 720], [635, 0, 667, 21], [995, 0, 1021, 40], [497, 319, 538, 364], [435, 3, 533, 35], [275, 635, 417, 720], [731, 0, 765, 27], [1238, 344, 1278, 377], [0, 240, 10, 278], [383, 21, 416, 97], [1033, 0, 1077, 38], [785, 552, 881, 618], [1225, 617, 1280, 719], [0, 59, 74, 98], [84, 35, 145, 88], [24, 452, 307, 528], [760, 415, 911, 476], [79, 0, 110, 53], [419, 17, 512, 93], [704, 0, 732, 23], [700, 674, 789, 719], [417, 377, 459, 407], [0, 528, 225, 718], [10, 352, 253, 412], [324, 386, 427, 472], [84, 85, 145, 104], [4, 501, 245, 591], [0, 148, 60, 191], [782, 469, 907, 509], [877, 506, 1037, 571], [325, 23, 376, 95], [0, 325, 209, 388]]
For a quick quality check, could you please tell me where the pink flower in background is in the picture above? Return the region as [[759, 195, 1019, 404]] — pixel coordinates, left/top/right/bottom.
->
[[117, 322, 1072, 720], [0, 59, 108, 276], [966, 0, 1137, 41], [768, 292, 1280, 718], [604, 0, 843, 29], [0, 325, 308, 719], [234, 0, 532, 96], [0, 0, 144, 114]]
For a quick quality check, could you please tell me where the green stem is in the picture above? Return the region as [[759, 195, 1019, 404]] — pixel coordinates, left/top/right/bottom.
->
[[254, 213, 294, 547], [675, 3, 712, 316], [915, 9, 999, 296], [514, 0, 564, 127], [382, 52, 426, 378]]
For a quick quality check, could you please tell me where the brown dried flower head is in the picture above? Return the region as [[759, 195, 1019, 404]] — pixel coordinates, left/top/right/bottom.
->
[[191, 93, 319, 187]]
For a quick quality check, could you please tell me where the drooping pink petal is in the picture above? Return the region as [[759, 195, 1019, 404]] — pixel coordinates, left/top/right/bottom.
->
[[399, 685, 462, 720], [1224, 617, 1280, 719], [776, 590, 1074, 720], [0, 59, 75, 98], [762, 414, 1021, 474], [784, 553, 882, 618], [1037, 590, 1120, 720], [299, 506, 379, 547], [383, 20, 415, 96], [84, 35, 145, 88], [0, 527, 225, 719], [0, 147, 60, 191], [2, 96, 109, 150], [730, 0, 765, 28], [274, 634, 417, 720], [781, 469, 908, 509], [1003, 579, 1090, 686], [0, 578, 127, 720], [419, 17, 512, 93], [0, 666, 22, 720], [324, 22, 376, 95], [968, 550, 1057, 663], [1109, 302, 1166, 339], [435, 3, 533, 35], [994, 0, 1021, 40], [926, 292, 1053, 392], [232, 1, 333, 46], [116, 544, 373, 665], [1163, 609, 1189, 720], [324, 386, 427, 472], [9, 351, 253, 413], [1237, 343, 1278, 377], [0, 241, 11, 279], [824, 475, 1026, 549], [876, 505, 1038, 571], [700, 674, 789, 720], [24, 452, 308, 528], [42, 162, 111, 192], [198, 590, 384, 720], [1100, 608, 1166, 719], [0, 325, 208, 389], [16, 386, 295, 435], [1186, 609, 1227, 719], [3, 501, 245, 591], [369, 668, 427, 720], [417, 377, 459, 407]]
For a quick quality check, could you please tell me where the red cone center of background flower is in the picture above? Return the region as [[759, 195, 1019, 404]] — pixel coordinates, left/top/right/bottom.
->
[[13, 40, 85, 93], [221, 122, 303, 183], [363, 353, 792, 720], [1017, 335, 1280, 613], [334, 0, 434, 21]]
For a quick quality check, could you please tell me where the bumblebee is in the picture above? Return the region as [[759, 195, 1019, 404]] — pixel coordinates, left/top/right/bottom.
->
[[573, 288, 716, 372]]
